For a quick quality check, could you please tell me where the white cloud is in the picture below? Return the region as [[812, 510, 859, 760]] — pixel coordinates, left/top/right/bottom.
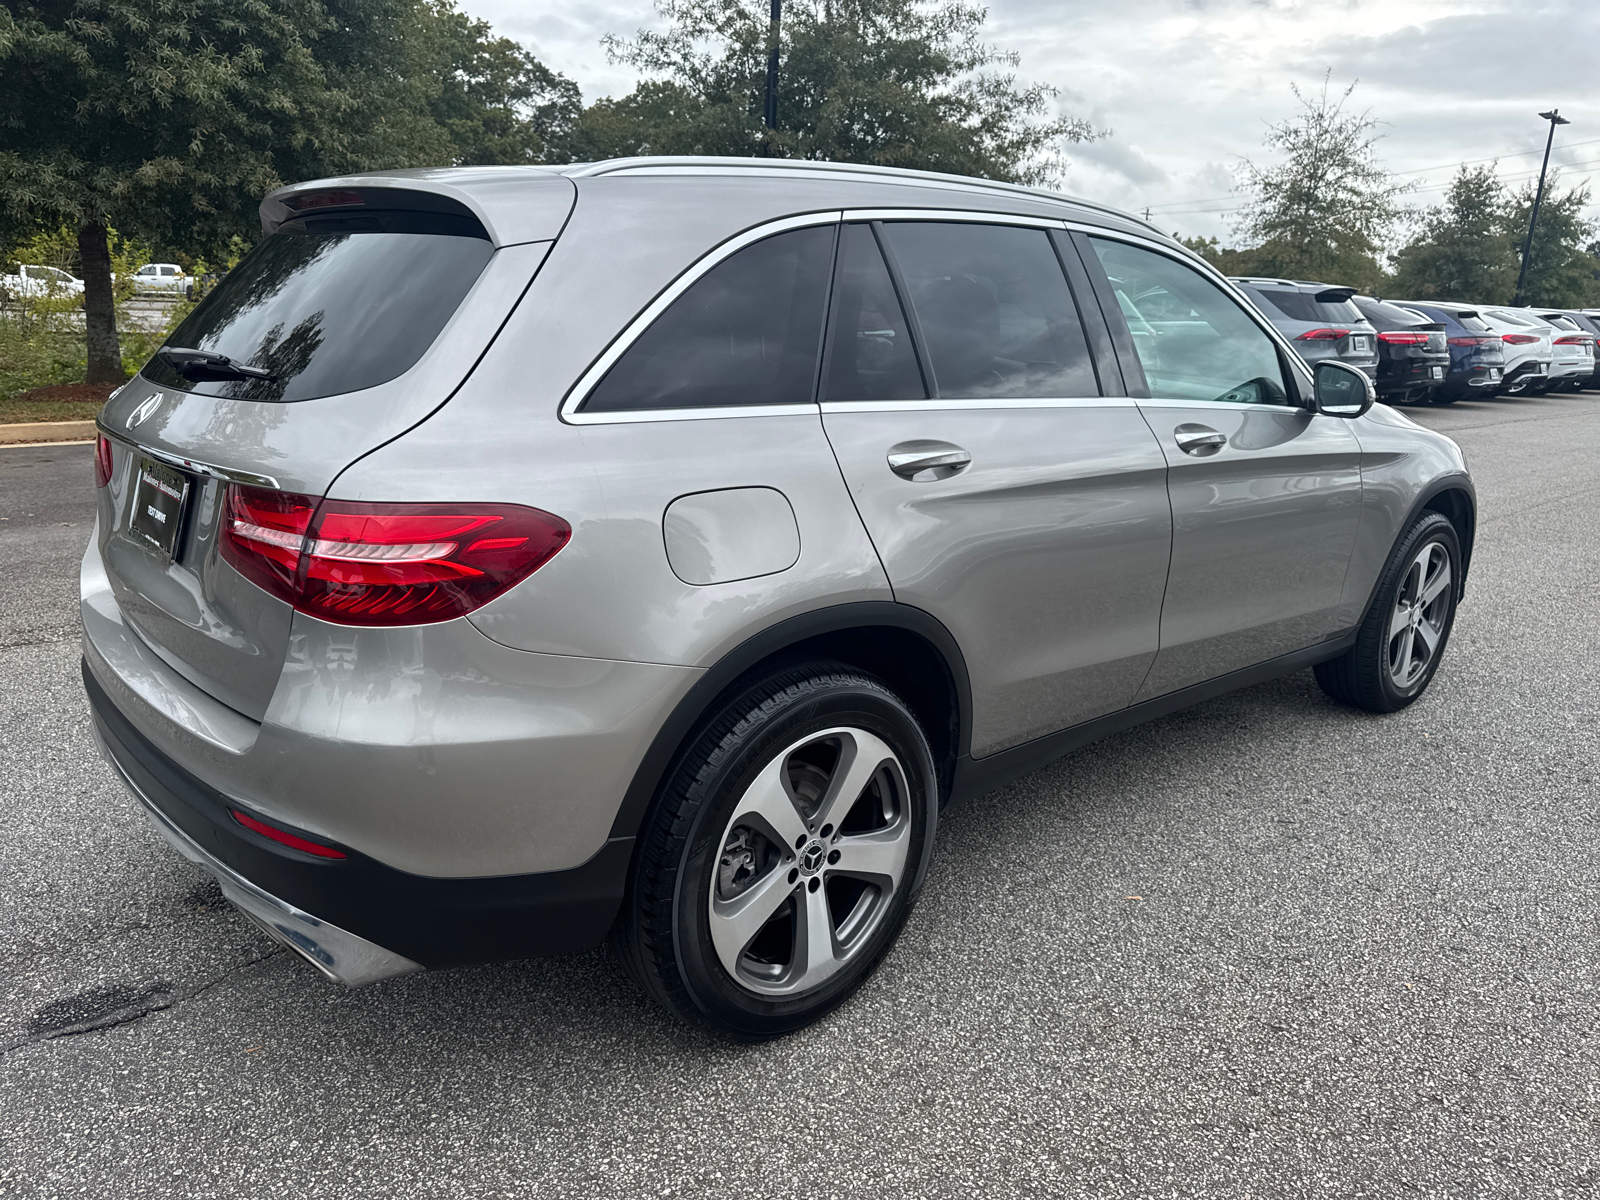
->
[[463, 0, 1600, 241]]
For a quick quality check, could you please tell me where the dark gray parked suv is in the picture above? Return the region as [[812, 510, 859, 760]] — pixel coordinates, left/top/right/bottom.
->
[[85, 158, 1476, 1039], [1230, 277, 1380, 378]]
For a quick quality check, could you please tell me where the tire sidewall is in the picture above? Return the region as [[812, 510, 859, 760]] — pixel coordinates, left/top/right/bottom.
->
[[1373, 514, 1461, 708], [669, 678, 937, 1038]]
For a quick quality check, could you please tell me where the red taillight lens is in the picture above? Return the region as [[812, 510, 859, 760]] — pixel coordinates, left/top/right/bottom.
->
[[1447, 336, 1496, 347], [1377, 331, 1429, 345], [219, 486, 570, 627], [230, 808, 348, 859], [1553, 334, 1592, 345], [93, 434, 113, 488], [1295, 328, 1350, 341], [1501, 333, 1538, 345]]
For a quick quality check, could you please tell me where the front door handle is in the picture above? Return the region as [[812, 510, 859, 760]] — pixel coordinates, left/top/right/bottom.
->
[[1173, 424, 1228, 456], [887, 441, 972, 481]]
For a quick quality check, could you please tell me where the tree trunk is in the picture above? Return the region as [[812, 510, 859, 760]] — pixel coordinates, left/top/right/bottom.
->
[[77, 221, 123, 385]]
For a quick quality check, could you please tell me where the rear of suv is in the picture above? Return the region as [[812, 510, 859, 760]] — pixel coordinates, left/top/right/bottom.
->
[[1389, 302, 1507, 402], [1351, 295, 1450, 405], [85, 161, 1476, 1039], [1229, 278, 1379, 377]]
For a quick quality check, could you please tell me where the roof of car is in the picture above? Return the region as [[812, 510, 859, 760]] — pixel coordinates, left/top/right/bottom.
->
[[260, 157, 1172, 249]]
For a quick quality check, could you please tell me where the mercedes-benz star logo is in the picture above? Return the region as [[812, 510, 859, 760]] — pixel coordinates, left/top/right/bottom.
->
[[127, 393, 163, 429], [799, 840, 827, 876]]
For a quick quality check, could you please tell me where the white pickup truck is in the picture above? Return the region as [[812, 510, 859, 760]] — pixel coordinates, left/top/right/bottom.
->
[[1, 264, 85, 300]]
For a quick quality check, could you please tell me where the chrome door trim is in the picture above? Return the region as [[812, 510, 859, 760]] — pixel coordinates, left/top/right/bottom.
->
[[821, 396, 1137, 414], [1135, 397, 1311, 416], [559, 210, 844, 426], [1064, 222, 1318, 392], [843, 208, 1068, 230]]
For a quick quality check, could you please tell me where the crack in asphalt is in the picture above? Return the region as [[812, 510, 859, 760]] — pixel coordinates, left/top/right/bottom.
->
[[0, 948, 285, 1056]]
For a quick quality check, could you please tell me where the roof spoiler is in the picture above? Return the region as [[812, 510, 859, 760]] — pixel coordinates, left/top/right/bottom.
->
[[1314, 287, 1356, 303]]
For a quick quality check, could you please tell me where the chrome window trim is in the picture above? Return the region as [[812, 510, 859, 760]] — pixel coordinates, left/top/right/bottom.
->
[[1065, 222, 1318, 393], [1134, 397, 1311, 415], [559, 211, 843, 426], [844, 208, 1068, 230], [820, 396, 1135, 414]]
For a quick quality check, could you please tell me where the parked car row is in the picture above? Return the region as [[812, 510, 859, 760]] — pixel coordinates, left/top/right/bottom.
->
[[0, 262, 216, 303], [1231, 276, 1598, 404]]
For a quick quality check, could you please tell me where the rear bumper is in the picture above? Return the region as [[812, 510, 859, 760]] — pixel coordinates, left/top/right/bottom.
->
[[87, 660, 635, 976]]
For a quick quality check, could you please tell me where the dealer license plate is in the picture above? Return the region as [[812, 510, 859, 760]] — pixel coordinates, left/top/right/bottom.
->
[[1348, 336, 1371, 352], [1430, 366, 1444, 379], [1535, 362, 1548, 374], [129, 457, 192, 561]]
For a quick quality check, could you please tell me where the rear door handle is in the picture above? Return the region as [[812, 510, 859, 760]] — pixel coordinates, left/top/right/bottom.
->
[[887, 441, 972, 481], [1173, 424, 1227, 456]]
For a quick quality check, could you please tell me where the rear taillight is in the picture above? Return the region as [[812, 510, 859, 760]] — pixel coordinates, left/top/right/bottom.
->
[[1377, 331, 1429, 345], [1501, 334, 1538, 345], [1553, 334, 1593, 345], [1448, 336, 1496, 347], [94, 434, 113, 488], [230, 808, 348, 859], [219, 485, 570, 627], [1295, 328, 1350, 341]]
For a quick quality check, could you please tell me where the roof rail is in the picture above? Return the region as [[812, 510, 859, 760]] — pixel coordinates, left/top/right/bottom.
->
[[556, 155, 1166, 236]]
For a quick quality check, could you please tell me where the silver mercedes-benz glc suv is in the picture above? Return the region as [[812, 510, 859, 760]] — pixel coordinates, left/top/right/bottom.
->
[[84, 158, 1475, 1039]]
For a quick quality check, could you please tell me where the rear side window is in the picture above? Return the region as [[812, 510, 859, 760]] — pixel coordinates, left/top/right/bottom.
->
[[878, 222, 1097, 398], [143, 212, 495, 403], [823, 224, 928, 402], [583, 225, 836, 413], [1256, 289, 1362, 324], [1091, 238, 1289, 405]]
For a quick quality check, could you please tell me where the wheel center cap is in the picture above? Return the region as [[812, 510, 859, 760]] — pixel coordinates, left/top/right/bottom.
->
[[799, 840, 827, 876]]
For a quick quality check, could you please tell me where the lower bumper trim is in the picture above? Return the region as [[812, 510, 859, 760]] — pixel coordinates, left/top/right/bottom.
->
[[93, 724, 424, 987]]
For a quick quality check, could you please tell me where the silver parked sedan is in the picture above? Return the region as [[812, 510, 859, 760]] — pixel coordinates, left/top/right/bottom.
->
[[85, 159, 1475, 1039]]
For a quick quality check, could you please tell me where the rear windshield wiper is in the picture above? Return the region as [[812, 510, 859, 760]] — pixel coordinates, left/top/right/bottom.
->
[[156, 346, 276, 382]]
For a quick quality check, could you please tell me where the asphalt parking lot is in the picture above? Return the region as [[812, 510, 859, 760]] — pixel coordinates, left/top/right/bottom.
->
[[2, 393, 1596, 1199]]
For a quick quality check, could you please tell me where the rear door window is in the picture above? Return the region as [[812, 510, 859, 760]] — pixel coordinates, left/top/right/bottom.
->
[[583, 225, 836, 413], [1090, 238, 1291, 405], [877, 222, 1097, 398], [142, 211, 496, 403], [822, 224, 928, 402]]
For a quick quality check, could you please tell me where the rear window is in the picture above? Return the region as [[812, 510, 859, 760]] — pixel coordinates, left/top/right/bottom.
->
[[1256, 288, 1361, 324], [1357, 298, 1431, 329], [142, 211, 494, 403], [1454, 312, 1493, 333]]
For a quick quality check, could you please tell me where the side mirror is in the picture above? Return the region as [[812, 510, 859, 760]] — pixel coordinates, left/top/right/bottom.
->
[[1312, 359, 1375, 418]]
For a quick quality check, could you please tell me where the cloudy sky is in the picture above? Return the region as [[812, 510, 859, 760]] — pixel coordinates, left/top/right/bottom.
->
[[463, 0, 1600, 245]]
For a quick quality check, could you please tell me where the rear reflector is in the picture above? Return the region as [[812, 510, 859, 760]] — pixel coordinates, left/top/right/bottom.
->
[[1377, 331, 1429, 345], [1295, 328, 1350, 341], [94, 434, 113, 488], [1501, 334, 1538, 345], [230, 808, 348, 858], [219, 486, 570, 627]]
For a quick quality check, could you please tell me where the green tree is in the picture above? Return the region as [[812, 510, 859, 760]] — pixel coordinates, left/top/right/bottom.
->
[[1388, 165, 1518, 303], [565, 0, 1095, 185], [420, 1, 582, 165], [1506, 173, 1599, 308], [0, 0, 575, 384], [1234, 78, 1409, 293]]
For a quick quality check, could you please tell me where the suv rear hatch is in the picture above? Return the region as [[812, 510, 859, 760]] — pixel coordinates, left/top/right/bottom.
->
[[95, 175, 573, 719]]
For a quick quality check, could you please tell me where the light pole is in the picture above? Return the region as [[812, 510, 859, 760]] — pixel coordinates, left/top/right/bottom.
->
[[1512, 108, 1570, 306], [760, 0, 781, 157]]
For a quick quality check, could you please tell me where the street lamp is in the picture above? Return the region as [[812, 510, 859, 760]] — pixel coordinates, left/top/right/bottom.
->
[[1512, 108, 1571, 306], [760, 0, 782, 157]]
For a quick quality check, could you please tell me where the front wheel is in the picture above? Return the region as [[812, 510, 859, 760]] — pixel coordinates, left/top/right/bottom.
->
[[613, 663, 939, 1040], [1315, 511, 1461, 712]]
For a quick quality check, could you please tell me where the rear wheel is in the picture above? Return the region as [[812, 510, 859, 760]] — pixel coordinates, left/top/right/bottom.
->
[[612, 663, 938, 1040], [1315, 511, 1461, 713]]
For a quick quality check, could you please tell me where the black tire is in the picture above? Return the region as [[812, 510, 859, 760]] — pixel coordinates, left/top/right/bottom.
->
[[1315, 511, 1461, 713], [612, 662, 939, 1041]]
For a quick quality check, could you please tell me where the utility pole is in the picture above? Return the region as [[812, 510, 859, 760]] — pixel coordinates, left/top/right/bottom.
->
[[761, 0, 781, 157], [1512, 108, 1570, 306]]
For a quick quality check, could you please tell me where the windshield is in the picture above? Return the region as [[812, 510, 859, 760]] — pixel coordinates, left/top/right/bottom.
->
[[1255, 289, 1362, 324], [142, 215, 494, 403]]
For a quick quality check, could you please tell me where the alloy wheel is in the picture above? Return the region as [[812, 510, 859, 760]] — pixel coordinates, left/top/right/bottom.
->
[[1386, 541, 1452, 690], [708, 727, 911, 997]]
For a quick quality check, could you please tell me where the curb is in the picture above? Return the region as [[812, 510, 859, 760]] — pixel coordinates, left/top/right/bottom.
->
[[0, 420, 99, 445]]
